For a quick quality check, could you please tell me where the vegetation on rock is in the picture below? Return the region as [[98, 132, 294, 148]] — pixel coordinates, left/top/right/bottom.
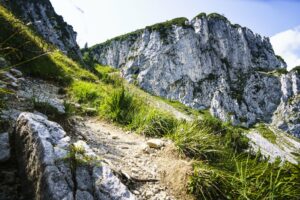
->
[[1, 4, 300, 200]]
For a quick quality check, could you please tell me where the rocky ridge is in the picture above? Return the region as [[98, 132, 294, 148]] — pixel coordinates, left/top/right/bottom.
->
[[85, 13, 300, 137], [0, 0, 83, 63]]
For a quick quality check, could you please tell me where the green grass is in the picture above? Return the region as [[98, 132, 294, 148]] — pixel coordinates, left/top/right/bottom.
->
[[0, 5, 96, 85], [2, 5, 300, 199], [189, 154, 300, 200], [99, 86, 138, 125], [155, 97, 201, 117], [130, 108, 177, 137], [69, 80, 102, 104], [256, 124, 277, 144]]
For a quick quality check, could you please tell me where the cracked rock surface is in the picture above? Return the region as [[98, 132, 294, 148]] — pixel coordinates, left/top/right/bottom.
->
[[15, 112, 136, 200]]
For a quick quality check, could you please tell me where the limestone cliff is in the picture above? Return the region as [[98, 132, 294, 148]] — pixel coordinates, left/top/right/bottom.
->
[[272, 68, 300, 137], [0, 0, 83, 63], [85, 14, 299, 133]]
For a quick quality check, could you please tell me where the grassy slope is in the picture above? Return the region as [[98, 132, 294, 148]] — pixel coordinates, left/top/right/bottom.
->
[[1, 5, 300, 200], [0, 5, 96, 84]]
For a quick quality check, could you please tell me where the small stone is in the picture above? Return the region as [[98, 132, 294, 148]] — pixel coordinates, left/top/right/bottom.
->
[[112, 136, 119, 140], [121, 146, 129, 149], [132, 190, 140, 195], [146, 139, 165, 149]]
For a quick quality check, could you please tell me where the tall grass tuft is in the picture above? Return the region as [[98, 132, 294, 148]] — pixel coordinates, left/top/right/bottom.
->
[[170, 121, 222, 160], [99, 86, 137, 124], [188, 163, 232, 200], [131, 109, 177, 137]]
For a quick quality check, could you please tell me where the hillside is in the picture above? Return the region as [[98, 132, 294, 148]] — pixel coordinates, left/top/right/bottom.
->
[[83, 13, 300, 139], [0, 2, 300, 200], [0, 0, 84, 64]]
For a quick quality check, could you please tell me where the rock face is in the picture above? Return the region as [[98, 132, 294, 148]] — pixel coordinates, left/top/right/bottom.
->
[[272, 69, 300, 137], [15, 112, 136, 200], [85, 13, 300, 136], [0, 132, 10, 162], [0, 0, 83, 63]]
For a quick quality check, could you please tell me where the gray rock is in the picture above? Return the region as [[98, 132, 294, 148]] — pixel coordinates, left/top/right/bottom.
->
[[93, 166, 137, 200], [76, 166, 93, 192], [272, 70, 300, 137], [15, 112, 135, 200], [17, 79, 66, 114], [15, 112, 73, 200], [246, 130, 300, 164], [0, 132, 10, 162], [76, 190, 94, 200], [147, 139, 164, 149]]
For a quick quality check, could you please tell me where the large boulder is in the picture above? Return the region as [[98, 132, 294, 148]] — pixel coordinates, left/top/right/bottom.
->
[[15, 112, 136, 200]]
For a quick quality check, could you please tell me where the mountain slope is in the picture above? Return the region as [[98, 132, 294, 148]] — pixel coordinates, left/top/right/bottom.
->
[[84, 13, 300, 137], [1, 3, 300, 200], [0, 0, 84, 64]]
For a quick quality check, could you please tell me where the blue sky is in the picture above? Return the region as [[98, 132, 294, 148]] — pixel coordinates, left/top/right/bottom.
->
[[50, 0, 300, 69]]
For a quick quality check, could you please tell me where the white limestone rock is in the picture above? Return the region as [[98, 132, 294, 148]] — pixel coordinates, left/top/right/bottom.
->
[[15, 112, 136, 200]]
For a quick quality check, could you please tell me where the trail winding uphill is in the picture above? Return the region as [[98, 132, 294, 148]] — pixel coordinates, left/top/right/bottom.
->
[[69, 116, 194, 200]]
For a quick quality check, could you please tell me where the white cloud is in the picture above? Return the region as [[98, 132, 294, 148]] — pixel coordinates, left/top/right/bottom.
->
[[271, 26, 300, 70]]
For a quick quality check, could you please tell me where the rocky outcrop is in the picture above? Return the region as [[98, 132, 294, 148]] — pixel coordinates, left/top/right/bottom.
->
[[272, 69, 300, 137], [246, 130, 300, 164], [85, 14, 287, 128], [0, 0, 83, 63], [15, 112, 136, 200]]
